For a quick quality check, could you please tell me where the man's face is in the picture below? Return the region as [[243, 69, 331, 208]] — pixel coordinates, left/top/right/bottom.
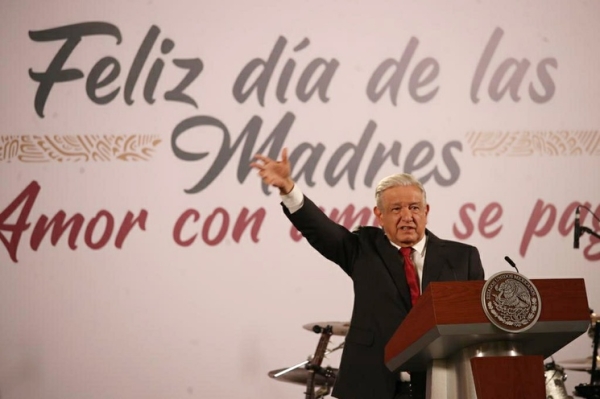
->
[[373, 185, 429, 247]]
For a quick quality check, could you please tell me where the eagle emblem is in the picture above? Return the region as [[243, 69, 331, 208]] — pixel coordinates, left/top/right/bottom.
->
[[481, 271, 542, 333]]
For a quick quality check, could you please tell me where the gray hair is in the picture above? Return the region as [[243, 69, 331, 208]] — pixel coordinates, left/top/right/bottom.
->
[[375, 173, 427, 210]]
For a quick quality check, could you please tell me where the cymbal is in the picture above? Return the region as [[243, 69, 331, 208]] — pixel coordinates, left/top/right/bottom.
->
[[560, 355, 600, 364], [268, 367, 337, 386], [303, 321, 350, 336], [563, 365, 596, 372], [560, 356, 600, 371]]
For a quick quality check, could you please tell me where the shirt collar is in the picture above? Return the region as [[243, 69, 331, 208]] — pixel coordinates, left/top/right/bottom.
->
[[412, 233, 427, 258]]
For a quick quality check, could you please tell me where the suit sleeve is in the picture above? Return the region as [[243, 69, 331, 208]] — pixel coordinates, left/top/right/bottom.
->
[[283, 195, 359, 276], [468, 246, 485, 280]]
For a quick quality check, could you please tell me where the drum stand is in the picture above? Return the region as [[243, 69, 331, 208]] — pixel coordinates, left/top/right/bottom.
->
[[574, 320, 600, 398]]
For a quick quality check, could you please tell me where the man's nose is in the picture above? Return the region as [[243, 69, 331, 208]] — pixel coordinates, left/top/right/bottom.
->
[[400, 207, 412, 220]]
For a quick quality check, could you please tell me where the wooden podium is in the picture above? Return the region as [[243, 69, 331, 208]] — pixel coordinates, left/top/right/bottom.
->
[[385, 279, 590, 399]]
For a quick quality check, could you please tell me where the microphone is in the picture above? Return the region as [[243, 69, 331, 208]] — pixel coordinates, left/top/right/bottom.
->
[[504, 256, 520, 273], [574, 206, 581, 249]]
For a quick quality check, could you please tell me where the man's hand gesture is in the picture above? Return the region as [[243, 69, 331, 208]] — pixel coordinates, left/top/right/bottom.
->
[[250, 148, 295, 194]]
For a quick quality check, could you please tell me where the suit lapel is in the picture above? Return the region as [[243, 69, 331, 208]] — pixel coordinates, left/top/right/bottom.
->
[[421, 231, 447, 290], [374, 233, 413, 310]]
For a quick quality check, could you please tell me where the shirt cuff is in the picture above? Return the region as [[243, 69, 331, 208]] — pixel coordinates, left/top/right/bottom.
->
[[280, 184, 304, 214]]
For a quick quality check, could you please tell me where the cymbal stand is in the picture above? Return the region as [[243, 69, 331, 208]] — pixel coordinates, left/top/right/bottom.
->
[[305, 325, 333, 399], [272, 342, 344, 379], [590, 320, 599, 385]]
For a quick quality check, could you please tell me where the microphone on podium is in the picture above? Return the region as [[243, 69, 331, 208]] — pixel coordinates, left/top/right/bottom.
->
[[504, 256, 520, 273]]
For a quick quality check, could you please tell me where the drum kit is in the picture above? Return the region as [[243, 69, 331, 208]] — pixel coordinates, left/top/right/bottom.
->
[[267, 311, 600, 399], [567, 309, 600, 399], [267, 321, 347, 399]]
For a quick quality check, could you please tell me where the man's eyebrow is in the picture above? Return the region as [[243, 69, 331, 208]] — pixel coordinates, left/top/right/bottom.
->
[[388, 201, 421, 207]]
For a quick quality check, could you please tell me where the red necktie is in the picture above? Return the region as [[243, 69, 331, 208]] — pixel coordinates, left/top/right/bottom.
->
[[400, 247, 420, 306]]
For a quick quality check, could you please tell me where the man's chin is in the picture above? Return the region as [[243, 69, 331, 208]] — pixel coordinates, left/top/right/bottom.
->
[[396, 234, 417, 246]]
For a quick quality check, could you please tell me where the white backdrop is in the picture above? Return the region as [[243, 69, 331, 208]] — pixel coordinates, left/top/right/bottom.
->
[[1, 1, 599, 398]]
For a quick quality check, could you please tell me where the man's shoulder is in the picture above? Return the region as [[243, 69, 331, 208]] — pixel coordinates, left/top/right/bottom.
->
[[352, 225, 384, 237], [427, 230, 478, 250]]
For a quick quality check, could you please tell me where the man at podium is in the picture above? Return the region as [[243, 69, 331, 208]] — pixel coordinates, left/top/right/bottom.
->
[[251, 149, 485, 399]]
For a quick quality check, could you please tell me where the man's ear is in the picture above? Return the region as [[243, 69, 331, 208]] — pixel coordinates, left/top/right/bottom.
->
[[373, 206, 382, 222]]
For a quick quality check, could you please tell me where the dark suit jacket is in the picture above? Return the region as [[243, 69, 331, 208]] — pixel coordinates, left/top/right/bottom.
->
[[284, 195, 485, 399]]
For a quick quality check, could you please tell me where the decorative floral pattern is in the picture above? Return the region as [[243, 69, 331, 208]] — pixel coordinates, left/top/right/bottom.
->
[[466, 131, 600, 156], [0, 135, 161, 162]]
